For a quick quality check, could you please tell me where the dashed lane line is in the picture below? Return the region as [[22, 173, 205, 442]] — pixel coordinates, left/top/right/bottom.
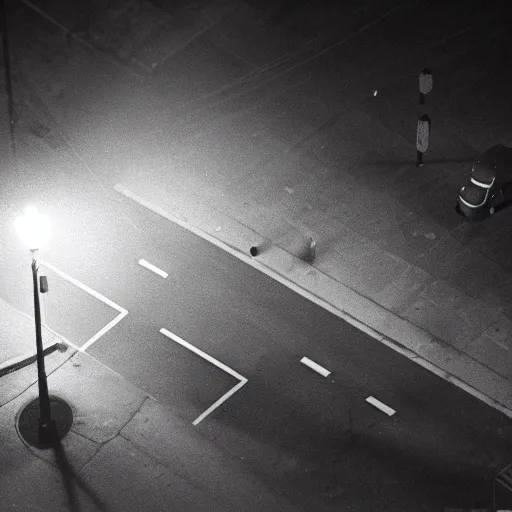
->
[[300, 357, 331, 377], [160, 328, 247, 425], [366, 396, 396, 417], [138, 259, 168, 278]]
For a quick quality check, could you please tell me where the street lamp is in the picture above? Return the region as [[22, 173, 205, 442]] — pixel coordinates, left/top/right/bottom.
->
[[15, 205, 51, 251], [15, 205, 56, 445]]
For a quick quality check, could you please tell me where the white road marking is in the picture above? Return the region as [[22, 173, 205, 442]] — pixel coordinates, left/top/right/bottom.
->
[[193, 379, 247, 426], [138, 259, 168, 278], [300, 356, 331, 377], [365, 396, 396, 417], [38, 260, 128, 352], [160, 328, 247, 425]]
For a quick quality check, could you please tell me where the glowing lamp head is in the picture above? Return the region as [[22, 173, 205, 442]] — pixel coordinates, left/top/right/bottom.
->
[[15, 205, 51, 251]]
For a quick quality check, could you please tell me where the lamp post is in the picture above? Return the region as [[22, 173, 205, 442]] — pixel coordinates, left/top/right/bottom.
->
[[15, 205, 57, 445]]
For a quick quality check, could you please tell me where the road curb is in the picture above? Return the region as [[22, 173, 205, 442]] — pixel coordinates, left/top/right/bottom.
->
[[0, 341, 68, 378]]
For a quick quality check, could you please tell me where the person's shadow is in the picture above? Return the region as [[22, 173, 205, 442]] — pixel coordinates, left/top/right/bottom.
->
[[50, 435, 110, 512]]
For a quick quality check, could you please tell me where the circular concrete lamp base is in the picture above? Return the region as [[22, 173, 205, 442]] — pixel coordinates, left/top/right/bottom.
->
[[17, 395, 73, 449]]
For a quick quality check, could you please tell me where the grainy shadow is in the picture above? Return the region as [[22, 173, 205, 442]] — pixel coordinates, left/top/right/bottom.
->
[[51, 436, 109, 512]]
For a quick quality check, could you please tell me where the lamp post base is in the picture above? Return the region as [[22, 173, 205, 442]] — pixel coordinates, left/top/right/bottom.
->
[[17, 395, 73, 449]]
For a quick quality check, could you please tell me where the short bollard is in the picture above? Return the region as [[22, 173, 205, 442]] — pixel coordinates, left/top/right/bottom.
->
[[300, 237, 316, 263], [251, 238, 316, 262], [250, 240, 271, 257]]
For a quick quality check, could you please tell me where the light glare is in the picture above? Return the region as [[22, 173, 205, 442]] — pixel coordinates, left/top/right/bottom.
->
[[15, 205, 51, 250]]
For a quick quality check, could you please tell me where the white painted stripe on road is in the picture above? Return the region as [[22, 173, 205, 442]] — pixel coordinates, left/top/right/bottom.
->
[[138, 259, 168, 278], [365, 396, 396, 417], [38, 260, 128, 352], [81, 310, 129, 352], [192, 378, 247, 426], [300, 357, 331, 377], [160, 328, 247, 425], [160, 328, 244, 380]]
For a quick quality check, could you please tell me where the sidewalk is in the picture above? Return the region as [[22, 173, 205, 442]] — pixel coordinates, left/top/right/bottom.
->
[[5, 0, 512, 422], [0, 298, 297, 512]]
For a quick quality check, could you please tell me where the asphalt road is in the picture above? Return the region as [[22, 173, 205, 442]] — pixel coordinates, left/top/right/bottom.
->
[[2, 169, 512, 511]]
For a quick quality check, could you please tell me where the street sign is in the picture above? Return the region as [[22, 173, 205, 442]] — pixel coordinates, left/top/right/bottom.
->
[[416, 115, 430, 153], [419, 68, 433, 94], [40, 275, 48, 293]]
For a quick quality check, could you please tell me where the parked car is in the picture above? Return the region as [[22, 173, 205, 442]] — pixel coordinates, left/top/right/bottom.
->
[[456, 144, 512, 222]]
